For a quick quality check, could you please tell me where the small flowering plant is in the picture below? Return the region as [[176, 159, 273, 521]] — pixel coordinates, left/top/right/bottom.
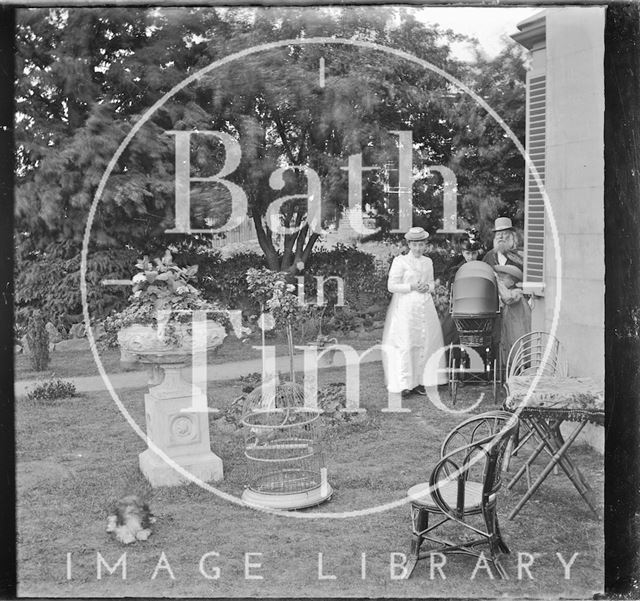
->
[[102, 250, 229, 348], [246, 267, 308, 381], [245, 268, 300, 328]]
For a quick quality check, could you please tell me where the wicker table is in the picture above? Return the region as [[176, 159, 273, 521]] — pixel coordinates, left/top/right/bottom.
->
[[504, 375, 604, 520]]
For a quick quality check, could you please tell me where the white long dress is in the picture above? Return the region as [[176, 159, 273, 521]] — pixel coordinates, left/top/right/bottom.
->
[[382, 253, 447, 392]]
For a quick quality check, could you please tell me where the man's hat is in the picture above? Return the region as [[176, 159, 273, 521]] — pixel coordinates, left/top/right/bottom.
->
[[493, 217, 514, 232], [404, 227, 429, 241], [494, 264, 524, 282]]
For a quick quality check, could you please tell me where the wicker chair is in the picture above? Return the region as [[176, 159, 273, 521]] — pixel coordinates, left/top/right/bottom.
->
[[404, 411, 519, 579], [505, 331, 568, 380], [504, 332, 568, 457]]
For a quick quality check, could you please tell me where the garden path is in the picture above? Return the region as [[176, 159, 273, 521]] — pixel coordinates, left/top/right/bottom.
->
[[14, 347, 383, 396]]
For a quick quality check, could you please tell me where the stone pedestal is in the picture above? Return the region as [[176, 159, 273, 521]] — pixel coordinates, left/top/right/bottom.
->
[[139, 447, 223, 487], [139, 361, 223, 487]]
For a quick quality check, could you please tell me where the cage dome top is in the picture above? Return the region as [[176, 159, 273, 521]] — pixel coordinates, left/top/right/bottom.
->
[[242, 380, 308, 415]]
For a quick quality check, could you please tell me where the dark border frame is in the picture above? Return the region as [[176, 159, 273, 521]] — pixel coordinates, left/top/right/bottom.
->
[[4, 2, 640, 599], [0, 6, 17, 600], [604, 2, 640, 598]]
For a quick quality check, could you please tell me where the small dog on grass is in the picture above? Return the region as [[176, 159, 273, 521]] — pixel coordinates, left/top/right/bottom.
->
[[106, 495, 156, 544]]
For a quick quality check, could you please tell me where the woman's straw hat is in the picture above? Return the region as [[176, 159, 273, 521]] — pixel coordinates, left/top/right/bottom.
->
[[494, 264, 524, 282], [404, 227, 429, 241]]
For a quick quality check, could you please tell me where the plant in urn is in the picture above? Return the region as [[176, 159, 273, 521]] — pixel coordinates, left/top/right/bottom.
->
[[112, 250, 230, 487]]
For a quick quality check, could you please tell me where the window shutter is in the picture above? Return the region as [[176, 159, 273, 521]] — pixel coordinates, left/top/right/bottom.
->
[[524, 74, 546, 291]]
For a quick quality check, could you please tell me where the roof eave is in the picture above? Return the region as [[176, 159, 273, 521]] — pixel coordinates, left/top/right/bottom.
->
[[511, 14, 546, 50]]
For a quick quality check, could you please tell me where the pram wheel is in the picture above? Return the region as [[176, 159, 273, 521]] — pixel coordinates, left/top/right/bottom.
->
[[447, 340, 503, 406], [448, 346, 475, 406], [447, 344, 459, 405], [492, 353, 504, 404], [449, 379, 458, 405]]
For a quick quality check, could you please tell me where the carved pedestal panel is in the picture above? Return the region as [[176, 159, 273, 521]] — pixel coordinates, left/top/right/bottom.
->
[[137, 361, 223, 487]]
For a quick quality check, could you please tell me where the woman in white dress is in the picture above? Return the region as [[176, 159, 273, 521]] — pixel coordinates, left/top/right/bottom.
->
[[382, 227, 447, 397]]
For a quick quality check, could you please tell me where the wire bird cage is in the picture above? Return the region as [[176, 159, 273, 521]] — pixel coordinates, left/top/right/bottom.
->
[[241, 381, 333, 510]]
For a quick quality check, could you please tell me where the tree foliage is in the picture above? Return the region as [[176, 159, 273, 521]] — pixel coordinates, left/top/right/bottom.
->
[[15, 6, 526, 324], [450, 43, 527, 242]]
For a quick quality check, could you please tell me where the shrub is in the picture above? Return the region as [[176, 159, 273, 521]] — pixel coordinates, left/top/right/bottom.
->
[[324, 305, 369, 335], [318, 383, 380, 445], [197, 251, 265, 314], [304, 244, 390, 309], [196, 245, 391, 321], [318, 382, 368, 425], [15, 239, 136, 336], [25, 310, 50, 371], [25, 377, 77, 402], [430, 246, 456, 282], [432, 283, 451, 320], [318, 383, 348, 417], [298, 244, 391, 335], [214, 394, 245, 431], [238, 372, 262, 394]]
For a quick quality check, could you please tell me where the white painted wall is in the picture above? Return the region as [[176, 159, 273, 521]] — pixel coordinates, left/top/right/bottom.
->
[[520, 7, 606, 452], [542, 7, 606, 381]]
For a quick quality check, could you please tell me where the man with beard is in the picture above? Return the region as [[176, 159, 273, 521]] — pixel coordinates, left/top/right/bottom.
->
[[482, 217, 524, 380], [483, 217, 524, 268]]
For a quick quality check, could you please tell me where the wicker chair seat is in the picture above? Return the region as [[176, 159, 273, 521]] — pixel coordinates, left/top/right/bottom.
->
[[408, 480, 496, 512]]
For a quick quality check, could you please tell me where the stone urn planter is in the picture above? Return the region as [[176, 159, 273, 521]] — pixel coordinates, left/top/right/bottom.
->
[[118, 321, 226, 360], [118, 321, 227, 487]]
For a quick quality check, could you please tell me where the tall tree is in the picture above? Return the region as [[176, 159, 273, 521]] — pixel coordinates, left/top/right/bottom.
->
[[16, 8, 472, 261], [448, 42, 527, 242], [180, 8, 474, 271], [15, 6, 525, 322], [15, 8, 232, 254]]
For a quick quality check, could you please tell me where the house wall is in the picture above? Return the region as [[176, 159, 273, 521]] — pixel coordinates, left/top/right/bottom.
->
[[539, 7, 606, 380], [518, 8, 606, 453]]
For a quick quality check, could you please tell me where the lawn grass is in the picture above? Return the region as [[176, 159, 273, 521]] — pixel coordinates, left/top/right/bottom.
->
[[15, 329, 385, 381], [15, 335, 267, 381], [16, 363, 603, 597]]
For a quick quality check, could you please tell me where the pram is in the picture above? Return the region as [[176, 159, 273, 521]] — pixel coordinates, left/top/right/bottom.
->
[[448, 261, 501, 404]]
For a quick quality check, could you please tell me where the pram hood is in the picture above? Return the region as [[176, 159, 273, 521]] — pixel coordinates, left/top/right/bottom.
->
[[451, 261, 499, 316]]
